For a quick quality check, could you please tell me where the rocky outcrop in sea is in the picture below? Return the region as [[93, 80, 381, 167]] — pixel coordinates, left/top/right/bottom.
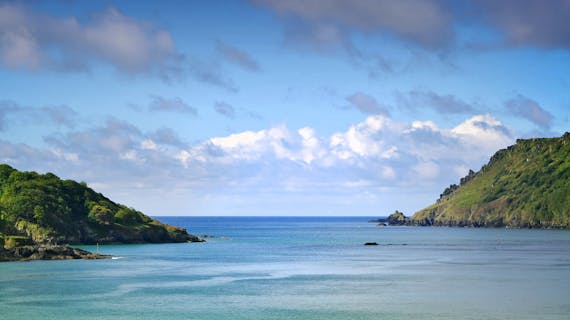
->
[[0, 244, 110, 262]]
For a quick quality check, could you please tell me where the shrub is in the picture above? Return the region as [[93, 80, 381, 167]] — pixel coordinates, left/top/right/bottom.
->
[[88, 205, 114, 225], [115, 208, 144, 225], [4, 236, 32, 249]]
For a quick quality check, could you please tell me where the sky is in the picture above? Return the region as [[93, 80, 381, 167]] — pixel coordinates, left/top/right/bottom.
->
[[0, 0, 569, 216]]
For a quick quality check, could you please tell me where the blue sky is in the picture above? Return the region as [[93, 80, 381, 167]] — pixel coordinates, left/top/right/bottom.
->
[[1, 0, 569, 216]]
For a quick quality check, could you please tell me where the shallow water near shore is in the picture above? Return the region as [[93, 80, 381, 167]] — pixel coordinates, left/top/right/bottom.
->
[[1, 217, 569, 320]]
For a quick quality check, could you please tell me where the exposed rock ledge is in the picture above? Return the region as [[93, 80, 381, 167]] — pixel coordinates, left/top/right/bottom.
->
[[0, 244, 110, 262]]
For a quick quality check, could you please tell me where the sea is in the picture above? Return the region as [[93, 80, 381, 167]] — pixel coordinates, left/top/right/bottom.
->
[[1, 216, 569, 320]]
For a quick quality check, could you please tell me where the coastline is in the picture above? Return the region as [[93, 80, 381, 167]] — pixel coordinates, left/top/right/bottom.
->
[[0, 244, 110, 262]]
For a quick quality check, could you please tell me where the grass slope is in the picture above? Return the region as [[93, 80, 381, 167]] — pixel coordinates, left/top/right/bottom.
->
[[412, 132, 570, 228], [0, 164, 199, 245]]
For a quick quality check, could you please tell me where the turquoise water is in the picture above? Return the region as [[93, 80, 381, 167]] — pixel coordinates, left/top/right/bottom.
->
[[1, 217, 570, 319]]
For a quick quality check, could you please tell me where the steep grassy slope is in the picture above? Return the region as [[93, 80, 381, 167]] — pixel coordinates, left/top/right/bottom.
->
[[412, 133, 570, 228], [0, 164, 200, 245]]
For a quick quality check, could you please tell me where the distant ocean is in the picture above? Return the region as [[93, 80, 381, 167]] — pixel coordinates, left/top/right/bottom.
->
[[1, 216, 569, 320]]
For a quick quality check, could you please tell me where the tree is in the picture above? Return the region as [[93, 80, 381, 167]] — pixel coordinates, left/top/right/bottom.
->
[[89, 205, 114, 225], [115, 208, 144, 225]]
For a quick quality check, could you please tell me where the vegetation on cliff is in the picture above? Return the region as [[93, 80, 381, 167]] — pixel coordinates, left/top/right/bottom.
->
[[411, 132, 570, 228], [0, 164, 200, 250], [387, 211, 409, 225]]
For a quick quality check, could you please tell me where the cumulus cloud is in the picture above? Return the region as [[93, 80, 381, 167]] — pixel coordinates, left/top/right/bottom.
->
[[505, 94, 553, 129], [0, 4, 183, 79], [216, 40, 260, 71], [200, 125, 326, 164], [407, 115, 510, 163], [413, 161, 440, 180], [450, 114, 512, 156], [2, 111, 514, 215], [330, 115, 399, 161], [173, 113, 512, 190], [346, 92, 390, 115], [148, 96, 197, 115], [20, 112, 512, 192], [36, 118, 192, 187], [398, 89, 475, 114], [253, 0, 453, 50]]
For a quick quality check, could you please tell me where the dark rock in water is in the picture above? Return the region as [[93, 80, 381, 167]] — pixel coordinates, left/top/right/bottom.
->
[[197, 234, 217, 240], [0, 244, 110, 262], [377, 223, 388, 227], [364, 242, 378, 246]]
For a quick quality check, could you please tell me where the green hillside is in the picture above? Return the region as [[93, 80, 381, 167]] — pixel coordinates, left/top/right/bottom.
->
[[412, 132, 570, 228], [0, 164, 200, 246]]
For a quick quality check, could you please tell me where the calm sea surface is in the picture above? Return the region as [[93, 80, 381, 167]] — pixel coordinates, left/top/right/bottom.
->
[[1, 217, 569, 319]]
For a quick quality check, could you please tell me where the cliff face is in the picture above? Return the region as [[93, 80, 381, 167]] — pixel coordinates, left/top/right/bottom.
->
[[411, 133, 570, 228], [0, 164, 201, 248]]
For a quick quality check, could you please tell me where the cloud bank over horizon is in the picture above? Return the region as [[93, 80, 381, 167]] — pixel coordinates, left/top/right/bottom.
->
[[0, 107, 514, 215]]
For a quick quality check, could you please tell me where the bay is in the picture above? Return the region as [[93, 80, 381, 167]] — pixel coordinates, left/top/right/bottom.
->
[[1, 217, 569, 319]]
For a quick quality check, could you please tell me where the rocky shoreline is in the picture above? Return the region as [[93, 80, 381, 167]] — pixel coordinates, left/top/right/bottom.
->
[[0, 244, 110, 262], [372, 211, 568, 229]]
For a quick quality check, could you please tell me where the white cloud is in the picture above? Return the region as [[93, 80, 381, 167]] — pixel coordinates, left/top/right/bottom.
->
[[452, 114, 512, 151], [175, 150, 192, 168], [120, 150, 139, 162], [141, 139, 157, 150], [210, 129, 268, 160], [51, 149, 79, 162], [330, 115, 398, 161], [453, 164, 470, 179], [2, 112, 515, 215], [179, 113, 512, 177], [380, 166, 396, 179], [413, 161, 440, 180], [164, 113, 513, 198], [407, 120, 439, 132], [0, 4, 182, 78], [202, 125, 326, 166], [298, 127, 324, 165]]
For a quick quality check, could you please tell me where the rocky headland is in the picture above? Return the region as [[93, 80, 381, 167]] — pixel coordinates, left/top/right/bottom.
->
[[0, 164, 202, 262], [376, 133, 570, 229]]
